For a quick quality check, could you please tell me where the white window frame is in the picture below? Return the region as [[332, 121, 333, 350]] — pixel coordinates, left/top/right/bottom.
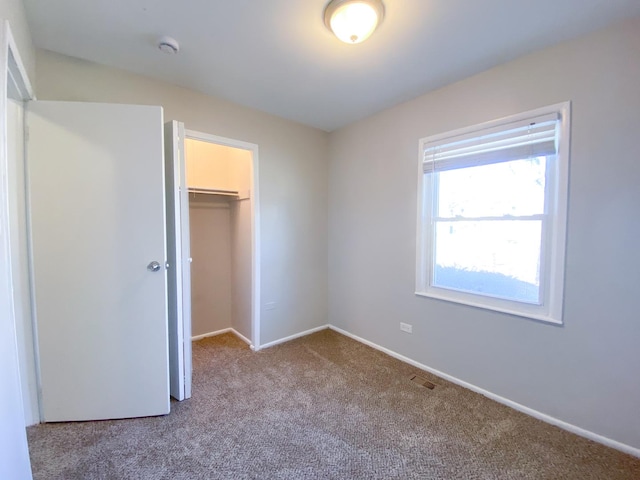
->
[[415, 102, 570, 324]]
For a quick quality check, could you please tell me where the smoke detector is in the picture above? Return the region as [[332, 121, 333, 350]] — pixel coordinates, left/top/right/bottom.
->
[[157, 36, 179, 54]]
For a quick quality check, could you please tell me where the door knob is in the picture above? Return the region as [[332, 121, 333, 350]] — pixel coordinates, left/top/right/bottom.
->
[[147, 261, 161, 272]]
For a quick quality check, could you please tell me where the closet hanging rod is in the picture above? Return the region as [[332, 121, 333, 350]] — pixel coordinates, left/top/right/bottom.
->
[[187, 187, 239, 197]]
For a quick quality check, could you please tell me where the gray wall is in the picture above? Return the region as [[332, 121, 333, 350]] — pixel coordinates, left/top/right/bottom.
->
[[231, 198, 253, 340], [189, 196, 232, 337], [35, 49, 329, 346], [328, 17, 640, 450]]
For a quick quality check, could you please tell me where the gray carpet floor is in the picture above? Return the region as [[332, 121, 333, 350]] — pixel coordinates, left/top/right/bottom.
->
[[27, 329, 640, 479]]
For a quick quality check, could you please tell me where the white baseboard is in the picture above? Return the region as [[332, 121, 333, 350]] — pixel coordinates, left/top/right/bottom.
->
[[192, 328, 252, 348], [257, 324, 329, 351], [328, 325, 640, 459], [232, 329, 252, 347], [192, 328, 232, 341]]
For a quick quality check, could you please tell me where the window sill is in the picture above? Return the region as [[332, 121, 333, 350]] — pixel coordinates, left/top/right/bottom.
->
[[415, 290, 563, 325]]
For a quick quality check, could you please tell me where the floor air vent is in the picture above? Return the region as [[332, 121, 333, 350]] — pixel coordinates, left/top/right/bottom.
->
[[410, 374, 436, 390]]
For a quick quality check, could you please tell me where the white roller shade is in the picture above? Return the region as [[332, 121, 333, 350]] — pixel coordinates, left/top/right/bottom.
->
[[423, 113, 559, 173]]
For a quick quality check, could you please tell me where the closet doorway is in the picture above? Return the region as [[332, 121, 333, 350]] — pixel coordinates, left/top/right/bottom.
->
[[165, 125, 261, 401], [186, 131, 258, 348]]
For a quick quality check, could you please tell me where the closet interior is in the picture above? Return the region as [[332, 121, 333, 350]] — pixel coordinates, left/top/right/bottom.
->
[[185, 138, 253, 345]]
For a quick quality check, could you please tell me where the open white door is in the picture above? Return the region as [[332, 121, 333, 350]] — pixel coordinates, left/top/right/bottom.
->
[[0, 229, 32, 479], [164, 120, 192, 400], [27, 101, 170, 422], [1, 20, 34, 478]]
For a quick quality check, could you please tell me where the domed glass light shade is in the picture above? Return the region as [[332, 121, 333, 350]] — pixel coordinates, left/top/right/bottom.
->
[[324, 0, 385, 44]]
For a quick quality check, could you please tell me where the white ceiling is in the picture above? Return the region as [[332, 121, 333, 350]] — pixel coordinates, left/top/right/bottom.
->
[[24, 0, 640, 131]]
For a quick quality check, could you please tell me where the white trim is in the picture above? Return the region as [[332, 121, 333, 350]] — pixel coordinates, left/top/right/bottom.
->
[[414, 291, 563, 325], [184, 129, 261, 350], [327, 325, 640, 459], [185, 130, 257, 152], [256, 325, 329, 351], [192, 327, 252, 347], [192, 328, 232, 341], [3, 21, 39, 427], [5, 23, 34, 101], [231, 329, 252, 346], [0, 20, 35, 479]]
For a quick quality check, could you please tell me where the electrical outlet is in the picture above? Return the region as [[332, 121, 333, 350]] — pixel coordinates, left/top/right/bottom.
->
[[400, 322, 412, 334]]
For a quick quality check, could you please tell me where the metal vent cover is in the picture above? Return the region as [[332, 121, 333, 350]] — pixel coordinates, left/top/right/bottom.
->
[[409, 374, 436, 390]]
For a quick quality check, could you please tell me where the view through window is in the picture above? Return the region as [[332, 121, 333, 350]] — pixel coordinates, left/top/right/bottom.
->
[[433, 157, 546, 304]]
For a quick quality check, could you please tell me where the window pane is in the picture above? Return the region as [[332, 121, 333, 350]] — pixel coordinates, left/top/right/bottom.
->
[[436, 157, 547, 218], [433, 220, 542, 304]]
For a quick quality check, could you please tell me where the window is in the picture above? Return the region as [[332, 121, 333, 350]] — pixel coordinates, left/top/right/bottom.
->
[[416, 103, 570, 324]]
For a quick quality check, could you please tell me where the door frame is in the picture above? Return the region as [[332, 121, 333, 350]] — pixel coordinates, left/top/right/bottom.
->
[[3, 21, 39, 428], [0, 19, 36, 479], [184, 129, 262, 350]]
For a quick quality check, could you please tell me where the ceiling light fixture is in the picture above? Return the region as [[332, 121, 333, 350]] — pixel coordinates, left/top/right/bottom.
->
[[324, 0, 385, 45]]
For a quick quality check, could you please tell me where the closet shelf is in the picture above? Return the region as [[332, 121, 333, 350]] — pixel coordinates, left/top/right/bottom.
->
[[188, 187, 239, 197]]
